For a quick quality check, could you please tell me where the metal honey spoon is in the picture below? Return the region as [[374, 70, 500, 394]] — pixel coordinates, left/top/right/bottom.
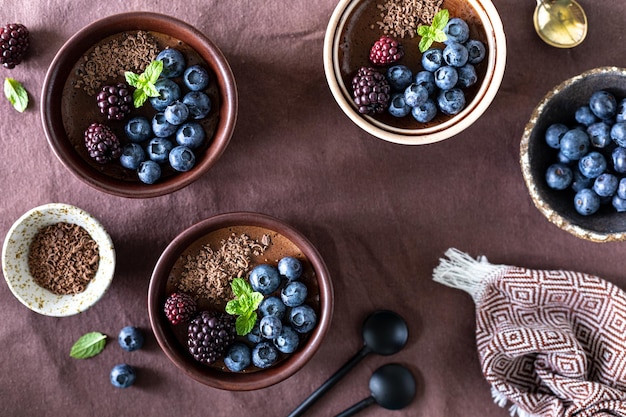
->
[[533, 0, 588, 48]]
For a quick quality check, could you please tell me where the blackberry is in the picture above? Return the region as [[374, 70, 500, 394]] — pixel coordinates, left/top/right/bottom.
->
[[369, 36, 404, 66], [351, 67, 391, 115], [164, 292, 197, 325], [84, 123, 122, 164], [0, 23, 29, 69], [187, 311, 236, 365], [96, 83, 133, 121]]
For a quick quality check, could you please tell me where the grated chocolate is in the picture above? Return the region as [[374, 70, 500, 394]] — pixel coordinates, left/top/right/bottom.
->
[[376, 0, 444, 38]]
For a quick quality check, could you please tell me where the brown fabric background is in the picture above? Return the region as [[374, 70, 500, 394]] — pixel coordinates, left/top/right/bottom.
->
[[0, 1, 622, 416]]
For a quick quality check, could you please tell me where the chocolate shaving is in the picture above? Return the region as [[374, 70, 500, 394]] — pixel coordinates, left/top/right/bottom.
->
[[376, 0, 444, 38], [177, 233, 271, 305], [28, 222, 100, 295]]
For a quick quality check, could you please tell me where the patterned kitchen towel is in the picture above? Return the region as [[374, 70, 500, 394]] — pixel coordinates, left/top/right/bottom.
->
[[432, 248, 626, 417]]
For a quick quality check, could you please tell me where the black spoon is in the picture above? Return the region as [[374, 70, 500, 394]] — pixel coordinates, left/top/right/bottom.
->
[[286, 310, 409, 417], [334, 363, 416, 417]]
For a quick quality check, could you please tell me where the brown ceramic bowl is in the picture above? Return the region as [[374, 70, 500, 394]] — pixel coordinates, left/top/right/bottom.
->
[[41, 12, 237, 198], [148, 212, 334, 390], [324, 0, 506, 145], [521, 67, 626, 242]]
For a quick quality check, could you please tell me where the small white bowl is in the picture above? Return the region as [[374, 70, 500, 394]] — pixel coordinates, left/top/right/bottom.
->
[[2, 203, 115, 316]]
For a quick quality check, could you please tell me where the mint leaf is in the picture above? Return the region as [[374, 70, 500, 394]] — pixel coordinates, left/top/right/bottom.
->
[[124, 60, 163, 108], [70, 332, 107, 359], [417, 9, 449, 52], [4, 78, 28, 112], [226, 278, 264, 336]]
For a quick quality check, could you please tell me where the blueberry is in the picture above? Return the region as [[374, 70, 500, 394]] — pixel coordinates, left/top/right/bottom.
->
[[456, 64, 477, 88], [571, 167, 593, 192], [433, 66, 458, 90], [259, 315, 283, 340], [224, 342, 251, 372], [110, 364, 136, 388], [120, 143, 146, 170], [169, 146, 196, 172], [465, 39, 486, 64], [616, 99, 626, 122], [578, 151, 607, 179], [545, 123, 569, 149], [183, 64, 210, 91], [251, 341, 279, 369], [589, 90, 617, 120], [442, 42, 469, 67], [593, 173, 618, 197], [411, 99, 438, 123], [545, 163, 573, 190], [557, 151, 573, 165], [176, 122, 206, 149], [385, 65, 413, 91], [575, 106, 597, 126], [559, 129, 590, 160], [183, 91, 212, 120], [437, 88, 465, 115], [248, 264, 281, 295], [125, 116, 152, 143], [146, 137, 174, 164], [156, 48, 186, 78], [281, 281, 308, 307], [150, 78, 181, 111], [618, 178, 626, 199], [118, 326, 144, 352], [152, 112, 177, 137], [574, 188, 601, 216], [388, 94, 411, 118], [611, 122, 626, 147], [403, 84, 428, 108], [164, 101, 189, 125], [277, 256, 303, 281], [613, 194, 626, 212], [258, 296, 287, 319], [612, 147, 626, 173], [421, 48, 443, 72], [587, 122, 612, 148], [137, 160, 161, 184], [289, 305, 317, 334], [444, 18, 470, 44], [414, 70, 436, 96], [273, 326, 300, 354], [247, 320, 263, 344]]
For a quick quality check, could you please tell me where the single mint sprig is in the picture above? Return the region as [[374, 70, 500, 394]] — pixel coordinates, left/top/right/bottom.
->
[[124, 60, 163, 108], [225, 277, 264, 336], [417, 9, 449, 53], [4, 77, 28, 112], [70, 331, 107, 359]]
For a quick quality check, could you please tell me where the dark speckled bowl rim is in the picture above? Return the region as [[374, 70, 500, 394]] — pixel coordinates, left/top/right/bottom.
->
[[147, 212, 334, 391], [41, 12, 238, 198]]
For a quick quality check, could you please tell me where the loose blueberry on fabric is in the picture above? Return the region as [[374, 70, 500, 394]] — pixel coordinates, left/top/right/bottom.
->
[[110, 364, 136, 388], [118, 326, 144, 352]]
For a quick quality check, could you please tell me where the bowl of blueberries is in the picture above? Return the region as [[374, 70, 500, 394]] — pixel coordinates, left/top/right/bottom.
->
[[521, 67, 626, 242], [41, 12, 237, 198], [147, 212, 334, 390], [324, 0, 506, 145]]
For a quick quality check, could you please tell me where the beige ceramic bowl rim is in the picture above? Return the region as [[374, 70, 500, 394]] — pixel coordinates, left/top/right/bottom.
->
[[1, 203, 116, 316], [323, 0, 507, 145], [520, 66, 626, 243], [148, 211, 334, 390]]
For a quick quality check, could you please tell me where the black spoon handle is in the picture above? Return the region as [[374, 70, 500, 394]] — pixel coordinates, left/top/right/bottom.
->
[[286, 346, 371, 417], [334, 396, 376, 417]]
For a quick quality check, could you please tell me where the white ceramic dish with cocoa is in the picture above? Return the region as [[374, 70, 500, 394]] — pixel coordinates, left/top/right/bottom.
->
[[2, 203, 115, 316]]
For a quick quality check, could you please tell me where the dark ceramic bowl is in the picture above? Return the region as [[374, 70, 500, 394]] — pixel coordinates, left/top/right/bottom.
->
[[521, 67, 626, 242], [147, 212, 334, 390], [324, 0, 506, 145], [41, 12, 237, 198]]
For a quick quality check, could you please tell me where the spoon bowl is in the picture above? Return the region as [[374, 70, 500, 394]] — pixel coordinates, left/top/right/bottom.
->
[[533, 0, 587, 48]]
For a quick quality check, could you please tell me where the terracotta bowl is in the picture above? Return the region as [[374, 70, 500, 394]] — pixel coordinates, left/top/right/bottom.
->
[[324, 0, 506, 145], [41, 12, 238, 198], [147, 212, 334, 390], [521, 67, 626, 242], [2, 203, 115, 317]]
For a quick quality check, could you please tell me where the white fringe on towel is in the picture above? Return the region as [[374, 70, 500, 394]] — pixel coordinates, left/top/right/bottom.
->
[[432, 248, 506, 303]]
